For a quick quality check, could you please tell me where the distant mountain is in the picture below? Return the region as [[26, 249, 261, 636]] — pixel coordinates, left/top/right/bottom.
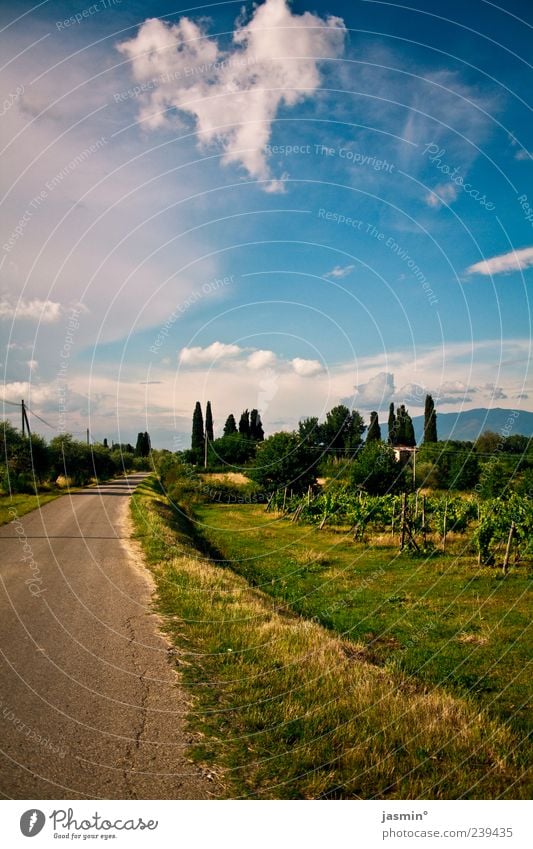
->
[[410, 408, 533, 443]]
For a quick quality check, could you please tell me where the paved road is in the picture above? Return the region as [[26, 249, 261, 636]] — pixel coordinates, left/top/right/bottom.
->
[[0, 474, 215, 799]]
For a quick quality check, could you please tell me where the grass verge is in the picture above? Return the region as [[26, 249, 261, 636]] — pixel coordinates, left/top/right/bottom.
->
[[130, 476, 530, 799], [0, 491, 62, 525]]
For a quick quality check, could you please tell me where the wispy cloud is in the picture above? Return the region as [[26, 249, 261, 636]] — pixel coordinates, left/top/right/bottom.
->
[[117, 0, 346, 189], [324, 264, 355, 279], [424, 182, 458, 208], [466, 246, 533, 276], [0, 298, 62, 323]]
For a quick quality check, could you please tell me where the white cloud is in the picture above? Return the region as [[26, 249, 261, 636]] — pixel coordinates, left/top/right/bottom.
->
[[466, 246, 533, 276], [515, 149, 532, 161], [0, 298, 62, 323], [117, 0, 346, 188], [324, 264, 355, 279], [425, 182, 458, 208], [247, 349, 277, 370], [352, 371, 395, 408], [291, 357, 323, 377], [179, 341, 243, 365]]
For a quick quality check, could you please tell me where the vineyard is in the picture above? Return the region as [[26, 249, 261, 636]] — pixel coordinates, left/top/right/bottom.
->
[[267, 488, 533, 570]]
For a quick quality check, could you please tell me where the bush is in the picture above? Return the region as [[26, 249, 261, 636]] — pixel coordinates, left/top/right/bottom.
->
[[249, 431, 318, 493], [350, 441, 409, 495]]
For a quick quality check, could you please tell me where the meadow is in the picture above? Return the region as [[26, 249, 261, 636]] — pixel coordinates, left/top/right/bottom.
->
[[130, 474, 531, 799]]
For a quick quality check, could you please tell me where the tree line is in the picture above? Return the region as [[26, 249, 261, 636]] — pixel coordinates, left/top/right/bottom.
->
[[186, 401, 265, 467], [0, 422, 154, 493]]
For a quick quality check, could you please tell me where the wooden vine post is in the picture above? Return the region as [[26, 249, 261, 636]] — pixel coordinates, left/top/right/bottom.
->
[[400, 492, 407, 551], [442, 500, 448, 552], [502, 521, 516, 575]]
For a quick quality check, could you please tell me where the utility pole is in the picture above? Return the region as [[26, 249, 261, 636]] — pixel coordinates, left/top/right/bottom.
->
[[21, 399, 31, 437]]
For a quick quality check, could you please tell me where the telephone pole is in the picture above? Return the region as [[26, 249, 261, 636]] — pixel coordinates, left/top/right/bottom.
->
[[21, 399, 31, 437]]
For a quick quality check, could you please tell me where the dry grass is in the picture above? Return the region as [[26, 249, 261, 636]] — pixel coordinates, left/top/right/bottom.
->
[[200, 472, 250, 485], [131, 477, 530, 800]]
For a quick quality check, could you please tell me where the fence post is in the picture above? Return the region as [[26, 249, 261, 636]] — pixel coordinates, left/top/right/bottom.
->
[[502, 522, 516, 575], [442, 500, 448, 552], [400, 492, 407, 551]]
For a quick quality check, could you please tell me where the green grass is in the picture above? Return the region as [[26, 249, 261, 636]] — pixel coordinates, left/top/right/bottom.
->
[[196, 503, 532, 736], [0, 490, 62, 525], [130, 476, 531, 799]]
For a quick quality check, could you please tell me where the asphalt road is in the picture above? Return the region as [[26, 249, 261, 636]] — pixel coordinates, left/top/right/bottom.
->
[[0, 474, 215, 799]]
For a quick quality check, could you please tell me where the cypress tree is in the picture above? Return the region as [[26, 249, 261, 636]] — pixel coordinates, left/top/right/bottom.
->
[[239, 409, 250, 438], [387, 403, 397, 445], [191, 402, 204, 454], [423, 394, 438, 443], [205, 401, 214, 443], [366, 411, 381, 442], [250, 409, 264, 441], [134, 432, 144, 456], [223, 414, 237, 436], [142, 432, 151, 456]]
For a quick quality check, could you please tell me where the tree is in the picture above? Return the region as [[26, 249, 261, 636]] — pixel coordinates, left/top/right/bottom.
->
[[423, 394, 437, 443], [387, 403, 397, 446], [191, 402, 204, 457], [135, 432, 151, 457], [103, 438, 109, 449], [249, 431, 318, 492], [208, 433, 257, 466], [396, 405, 416, 447], [321, 405, 365, 457], [250, 409, 264, 441], [366, 411, 381, 443], [205, 401, 214, 444], [239, 409, 250, 438], [223, 414, 237, 436], [142, 432, 151, 457], [350, 441, 408, 495]]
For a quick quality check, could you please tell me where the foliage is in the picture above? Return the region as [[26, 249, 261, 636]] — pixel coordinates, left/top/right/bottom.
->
[[350, 441, 408, 495], [249, 430, 318, 492], [238, 409, 250, 437], [423, 394, 438, 443], [135, 431, 151, 457], [208, 433, 257, 467], [223, 414, 237, 436], [366, 411, 381, 442], [191, 401, 204, 456], [205, 401, 214, 443]]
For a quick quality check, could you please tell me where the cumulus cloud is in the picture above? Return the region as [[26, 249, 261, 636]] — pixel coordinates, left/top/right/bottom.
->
[[484, 382, 507, 400], [117, 0, 346, 188], [324, 264, 355, 279], [425, 182, 458, 208], [352, 371, 395, 408], [179, 341, 243, 365], [466, 246, 533, 276], [247, 349, 277, 370], [291, 357, 323, 376], [0, 298, 62, 323], [437, 380, 476, 394]]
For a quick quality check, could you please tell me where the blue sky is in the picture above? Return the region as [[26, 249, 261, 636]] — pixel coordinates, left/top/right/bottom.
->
[[1, 0, 532, 447]]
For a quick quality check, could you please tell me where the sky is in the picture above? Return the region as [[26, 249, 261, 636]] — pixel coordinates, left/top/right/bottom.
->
[[0, 0, 532, 448]]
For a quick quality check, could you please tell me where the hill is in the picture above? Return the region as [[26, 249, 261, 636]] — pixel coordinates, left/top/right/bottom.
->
[[411, 407, 533, 442]]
